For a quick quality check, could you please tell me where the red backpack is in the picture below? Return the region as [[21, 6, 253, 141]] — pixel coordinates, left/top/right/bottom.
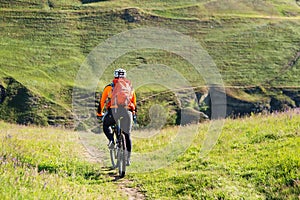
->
[[111, 78, 133, 107]]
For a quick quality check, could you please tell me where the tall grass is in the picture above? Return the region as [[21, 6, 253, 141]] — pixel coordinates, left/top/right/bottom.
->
[[0, 121, 125, 199], [128, 110, 300, 199], [0, 110, 299, 199]]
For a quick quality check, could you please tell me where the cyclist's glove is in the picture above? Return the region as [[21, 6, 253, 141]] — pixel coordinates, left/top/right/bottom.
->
[[96, 112, 105, 122], [96, 115, 102, 121], [133, 114, 137, 124]]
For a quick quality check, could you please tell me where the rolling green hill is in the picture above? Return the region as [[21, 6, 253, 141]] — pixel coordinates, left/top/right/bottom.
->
[[0, 0, 300, 127], [0, 1, 299, 199]]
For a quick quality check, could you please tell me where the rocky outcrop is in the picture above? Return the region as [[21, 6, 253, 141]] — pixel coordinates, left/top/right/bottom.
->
[[0, 77, 73, 127], [200, 87, 300, 119], [282, 89, 300, 107], [121, 8, 142, 23], [225, 96, 261, 117], [1, 77, 299, 128], [179, 107, 209, 125], [0, 85, 5, 104], [81, 0, 106, 4]]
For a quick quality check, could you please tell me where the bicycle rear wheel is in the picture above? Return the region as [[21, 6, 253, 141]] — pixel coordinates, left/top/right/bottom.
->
[[118, 133, 127, 178]]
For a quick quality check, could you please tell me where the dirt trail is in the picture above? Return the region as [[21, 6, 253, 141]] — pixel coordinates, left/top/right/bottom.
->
[[118, 179, 146, 200], [79, 132, 146, 200]]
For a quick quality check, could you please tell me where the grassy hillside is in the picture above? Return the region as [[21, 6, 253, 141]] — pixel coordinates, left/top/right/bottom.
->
[[0, 0, 300, 126], [1, 110, 299, 199]]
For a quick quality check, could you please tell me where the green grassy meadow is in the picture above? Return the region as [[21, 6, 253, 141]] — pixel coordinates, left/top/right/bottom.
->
[[0, 1, 300, 198], [0, 121, 127, 199], [129, 110, 300, 199], [1, 110, 299, 199]]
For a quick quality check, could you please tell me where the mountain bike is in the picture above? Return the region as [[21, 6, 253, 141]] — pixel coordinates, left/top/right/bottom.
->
[[109, 118, 127, 178]]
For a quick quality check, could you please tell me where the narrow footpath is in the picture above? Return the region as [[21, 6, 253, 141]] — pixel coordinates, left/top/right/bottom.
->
[[79, 131, 146, 200]]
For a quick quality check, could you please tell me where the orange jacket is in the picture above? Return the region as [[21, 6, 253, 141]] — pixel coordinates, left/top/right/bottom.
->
[[97, 78, 137, 116]]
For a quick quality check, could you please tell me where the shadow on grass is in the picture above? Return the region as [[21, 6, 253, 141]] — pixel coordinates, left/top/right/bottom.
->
[[102, 166, 125, 181], [81, 0, 108, 4]]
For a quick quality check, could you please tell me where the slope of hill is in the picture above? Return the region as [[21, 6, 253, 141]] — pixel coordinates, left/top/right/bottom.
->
[[0, 109, 299, 199], [0, 0, 300, 127], [128, 110, 300, 199]]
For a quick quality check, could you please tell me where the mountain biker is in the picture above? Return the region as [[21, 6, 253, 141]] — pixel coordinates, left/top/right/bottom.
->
[[97, 68, 137, 166]]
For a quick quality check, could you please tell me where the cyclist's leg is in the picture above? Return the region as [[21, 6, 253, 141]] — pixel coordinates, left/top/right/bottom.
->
[[119, 109, 132, 147], [119, 108, 133, 165], [124, 133, 131, 166], [123, 132, 131, 152]]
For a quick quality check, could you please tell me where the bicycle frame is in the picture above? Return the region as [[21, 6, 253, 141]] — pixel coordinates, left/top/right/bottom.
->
[[110, 118, 127, 178]]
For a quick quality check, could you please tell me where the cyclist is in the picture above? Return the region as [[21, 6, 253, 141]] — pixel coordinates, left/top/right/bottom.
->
[[97, 68, 137, 166]]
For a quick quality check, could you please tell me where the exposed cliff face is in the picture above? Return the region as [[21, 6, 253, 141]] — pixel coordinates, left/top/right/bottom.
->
[[0, 77, 73, 127], [121, 8, 142, 23], [200, 87, 300, 119], [282, 89, 300, 107], [224, 96, 261, 117], [1, 77, 299, 127], [0, 85, 5, 104]]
